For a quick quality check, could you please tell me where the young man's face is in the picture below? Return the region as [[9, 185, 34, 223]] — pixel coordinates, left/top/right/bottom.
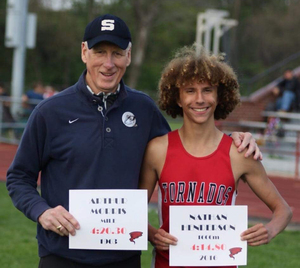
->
[[81, 41, 131, 94], [177, 81, 218, 125]]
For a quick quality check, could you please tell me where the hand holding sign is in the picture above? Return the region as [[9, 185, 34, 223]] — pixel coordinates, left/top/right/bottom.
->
[[169, 205, 248, 266], [69, 190, 148, 250]]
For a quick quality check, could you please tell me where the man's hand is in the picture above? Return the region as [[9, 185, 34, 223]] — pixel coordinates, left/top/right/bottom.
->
[[240, 223, 270, 246], [38, 205, 80, 236], [231, 132, 263, 160], [272, 87, 280, 96], [148, 224, 177, 251]]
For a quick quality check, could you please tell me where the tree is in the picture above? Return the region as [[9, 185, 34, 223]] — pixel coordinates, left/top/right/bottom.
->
[[1, 0, 300, 96], [237, 0, 300, 94], [126, 0, 162, 89]]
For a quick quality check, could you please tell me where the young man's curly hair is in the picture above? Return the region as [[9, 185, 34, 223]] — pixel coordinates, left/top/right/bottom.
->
[[158, 45, 240, 120]]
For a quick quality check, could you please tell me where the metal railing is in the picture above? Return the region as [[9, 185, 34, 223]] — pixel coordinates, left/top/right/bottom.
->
[[242, 50, 300, 96], [217, 116, 300, 180], [0, 96, 41, 144]]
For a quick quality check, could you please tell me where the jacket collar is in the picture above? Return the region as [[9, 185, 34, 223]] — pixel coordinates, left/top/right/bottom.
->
[[77, 70, 128, 106]]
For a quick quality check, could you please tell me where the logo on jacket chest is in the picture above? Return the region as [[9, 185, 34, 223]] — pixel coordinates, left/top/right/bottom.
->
[[161, 181, 233, 205], [122, 112, 137, 127]]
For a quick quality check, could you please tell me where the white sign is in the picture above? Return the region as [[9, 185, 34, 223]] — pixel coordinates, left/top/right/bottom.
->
[[169, 205, 247, 266], [69, 189, 148, 250]]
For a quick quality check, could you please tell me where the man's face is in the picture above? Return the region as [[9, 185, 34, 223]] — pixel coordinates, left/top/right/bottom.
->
[[81, 42, 131, 94], [35, 84, 44, 94], [177, 81, 218, 125], [284, 70, 293, 80]]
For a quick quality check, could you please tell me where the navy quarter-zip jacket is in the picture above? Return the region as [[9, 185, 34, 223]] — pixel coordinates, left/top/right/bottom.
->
[[7, 71, 170, 265]]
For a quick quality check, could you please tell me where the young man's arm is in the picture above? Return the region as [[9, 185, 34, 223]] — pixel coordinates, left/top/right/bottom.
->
[[139, 135, 178, 250], [230, 145, 292, 246]]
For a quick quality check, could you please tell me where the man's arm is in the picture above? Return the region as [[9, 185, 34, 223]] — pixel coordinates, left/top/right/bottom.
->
[[6, 108, 79, 237], [6, 108, 50, 221]]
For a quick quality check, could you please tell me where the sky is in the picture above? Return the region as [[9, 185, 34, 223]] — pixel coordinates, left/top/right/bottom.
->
[[41, 0, 115, 10], [41, 0, 73, 10]]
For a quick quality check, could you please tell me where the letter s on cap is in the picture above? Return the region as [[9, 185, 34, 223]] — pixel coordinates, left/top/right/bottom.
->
[[101, 20, 115, 31]]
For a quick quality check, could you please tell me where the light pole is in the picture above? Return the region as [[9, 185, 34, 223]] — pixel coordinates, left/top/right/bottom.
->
[[195, 9, 238, 56], [5, 0, 37, 116]]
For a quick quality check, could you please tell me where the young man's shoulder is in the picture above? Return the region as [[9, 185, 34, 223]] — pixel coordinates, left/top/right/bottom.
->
[[147, 134, 168, 157], [149, 133, 168, 148], [145, 134, 169, 169], [230, 142, 251, 164], [229, 142, 262, 178]]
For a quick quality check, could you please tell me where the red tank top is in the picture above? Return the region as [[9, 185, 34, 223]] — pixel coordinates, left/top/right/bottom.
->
[[154, 130, 237, 268]]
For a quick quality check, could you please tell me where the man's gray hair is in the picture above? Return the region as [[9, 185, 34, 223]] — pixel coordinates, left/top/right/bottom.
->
[[126, 42, 132, 52]]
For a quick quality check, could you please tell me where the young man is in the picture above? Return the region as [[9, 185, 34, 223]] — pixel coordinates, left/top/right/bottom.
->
[[139, 46, 292, 268], [7, 14, 260, 268]]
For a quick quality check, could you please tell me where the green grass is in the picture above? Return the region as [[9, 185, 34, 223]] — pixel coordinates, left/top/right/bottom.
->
[[1, 181, 299, 268], [0, 182, 38, 268]]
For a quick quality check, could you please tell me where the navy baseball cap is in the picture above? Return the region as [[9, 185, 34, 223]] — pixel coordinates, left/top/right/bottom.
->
[[83, 14, 131, 50]]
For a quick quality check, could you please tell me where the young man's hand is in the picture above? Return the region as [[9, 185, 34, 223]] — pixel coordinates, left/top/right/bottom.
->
[[240, 223, 270, 246], [148, 224, 177, 251]]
